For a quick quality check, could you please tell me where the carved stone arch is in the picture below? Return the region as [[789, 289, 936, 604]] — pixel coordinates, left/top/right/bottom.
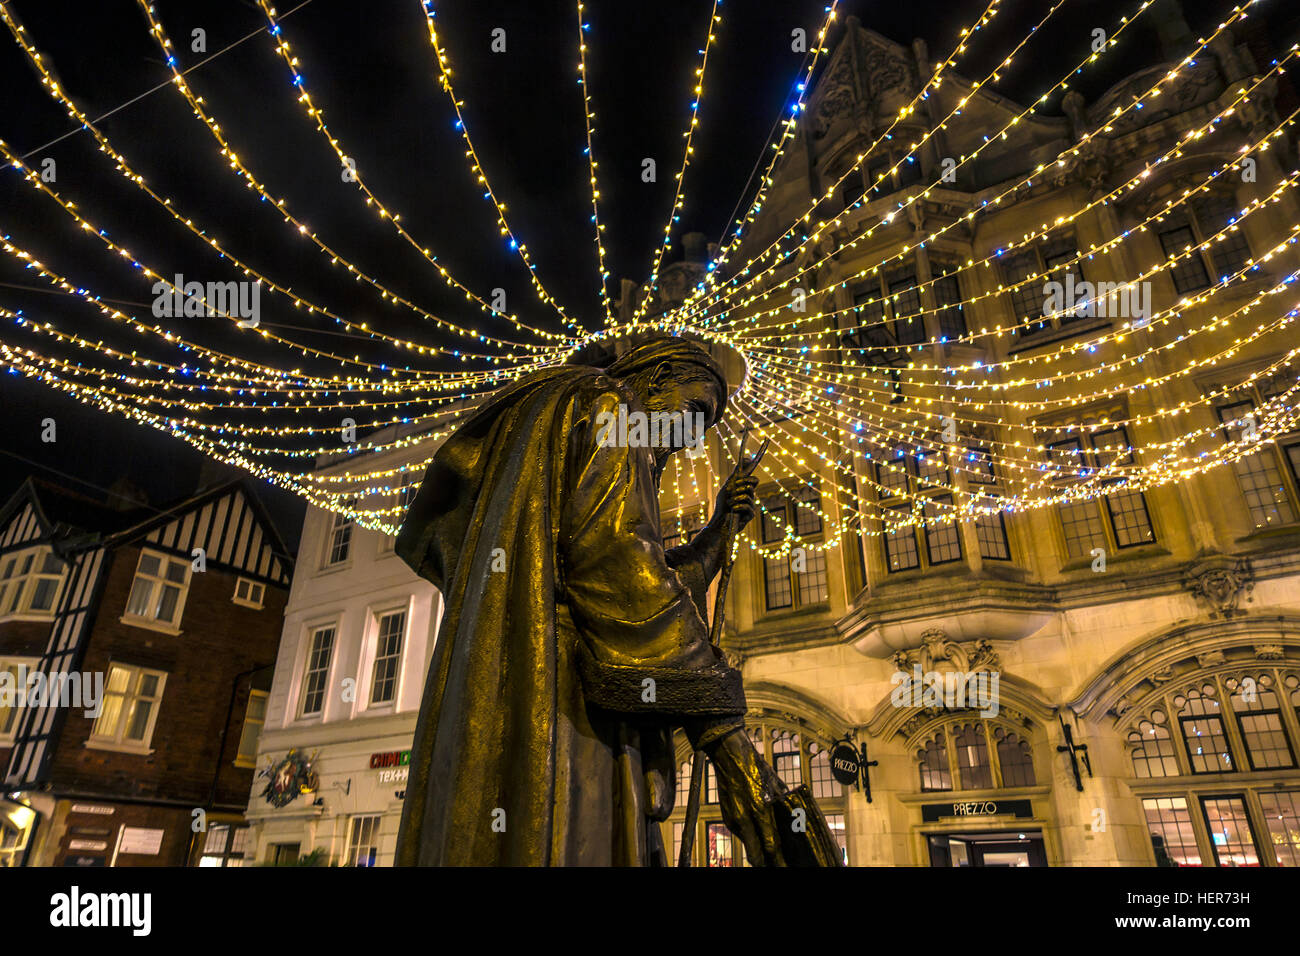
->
[[1086, 59, 1223, 139], [1119, 152, 1246, 223], [863, 670, 1055, 744], [671, 680, 852, 764], [1067, 613, 1300, 727]]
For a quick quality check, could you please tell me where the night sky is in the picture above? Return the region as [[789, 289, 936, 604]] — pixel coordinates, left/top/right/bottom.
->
[[1, 0, 1294, 551]]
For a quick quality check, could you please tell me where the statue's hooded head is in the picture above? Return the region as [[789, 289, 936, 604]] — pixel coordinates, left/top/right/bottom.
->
[[604, 336, 728, 472]]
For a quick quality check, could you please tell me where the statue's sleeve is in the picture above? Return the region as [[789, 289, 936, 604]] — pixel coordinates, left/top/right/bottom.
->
[[561, 388, 746, 723]]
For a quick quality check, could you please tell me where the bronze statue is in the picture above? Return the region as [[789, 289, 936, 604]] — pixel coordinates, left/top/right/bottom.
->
[[395, 335, 836, 865]]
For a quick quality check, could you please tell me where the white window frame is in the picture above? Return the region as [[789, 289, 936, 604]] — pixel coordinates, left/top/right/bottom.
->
[[0, 656, 39, 744], [120, 548, 192, 635], [321, 510, 354, 570], [0, 546, 67, 622], [364, 606, 409, 709], [344, 814, 382, 867], [231, 576, 266, 610], [198, 823, 250, 867], [297, 622, 338, 720], [86, 663, 167, 755]]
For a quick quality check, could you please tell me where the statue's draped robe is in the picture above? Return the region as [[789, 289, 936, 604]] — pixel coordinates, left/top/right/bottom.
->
[[395, 366, 745, 866]]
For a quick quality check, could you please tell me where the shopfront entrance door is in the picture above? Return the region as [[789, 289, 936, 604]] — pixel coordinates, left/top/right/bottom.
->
[[927, 830, 1047, 867]]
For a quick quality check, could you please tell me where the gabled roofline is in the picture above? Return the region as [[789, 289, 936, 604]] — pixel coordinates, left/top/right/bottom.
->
[[105, 476, 295, 568]]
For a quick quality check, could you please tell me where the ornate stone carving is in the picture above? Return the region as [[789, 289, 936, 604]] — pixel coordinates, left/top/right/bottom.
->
[[1254, 644, 1284, 661], [1183, 555, 1254, 618], [1089, 60, 1221, 137], [891, 628, 1000, 673], [809, 53, 858, 140], [1196, 649, 1227, 669]]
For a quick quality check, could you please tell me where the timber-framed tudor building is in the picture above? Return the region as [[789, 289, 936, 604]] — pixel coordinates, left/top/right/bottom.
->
[[0, 476, 291, 866]]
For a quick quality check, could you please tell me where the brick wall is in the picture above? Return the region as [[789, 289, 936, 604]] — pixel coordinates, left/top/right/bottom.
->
[[46, 543, 287, 811]]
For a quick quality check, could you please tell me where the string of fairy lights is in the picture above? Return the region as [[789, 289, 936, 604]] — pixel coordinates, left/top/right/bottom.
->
[[2, 0, 1299, 561]]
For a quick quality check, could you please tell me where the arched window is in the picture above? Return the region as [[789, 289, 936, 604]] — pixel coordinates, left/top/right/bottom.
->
[[808, 740, 837, 800], [772, 729, 802, 789], [1128, 714, 1179, 778], [915, 720, 1038, 793], [918, 733, 951, 792], [1122, 667, 1300, 865], [994, 727, 1036, 787], [1228, 675, 1295, 770], [953, 722, 992, 790], [666, 717, 848, 866], [1176, 686, 1234, 773]]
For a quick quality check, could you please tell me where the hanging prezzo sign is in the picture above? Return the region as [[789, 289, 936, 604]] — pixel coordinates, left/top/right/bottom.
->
[[829, 742, 861, 786]]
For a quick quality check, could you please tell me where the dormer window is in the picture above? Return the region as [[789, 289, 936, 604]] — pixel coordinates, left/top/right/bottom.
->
[[0, 547, 66, 621]]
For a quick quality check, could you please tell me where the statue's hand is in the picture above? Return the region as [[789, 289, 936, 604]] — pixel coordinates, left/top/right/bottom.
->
[[713, 468, 759, 530], [707, 729, 787, 866]]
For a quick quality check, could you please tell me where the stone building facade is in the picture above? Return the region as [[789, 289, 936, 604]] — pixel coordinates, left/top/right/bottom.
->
[[644, 4, 1300, 865]]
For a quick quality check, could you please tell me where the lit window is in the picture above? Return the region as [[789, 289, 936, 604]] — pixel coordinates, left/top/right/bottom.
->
[[0, 659, 36, 742], [1258, 791, 1300, 866], [877, 446, 964, 572], [1230, 683, 1295, 770], [918, 733, 951, 792], [199, 824, 250, 867], [1216, 396, 1300, 530], [953, 722, 993, 790], [1143, 797, 1202, 866], [823, 813, 848, 865], [123, 549, 191, 630], [232, 576, 266, 609], [90, 663, 166, 750], [993, 727, 1036, 787], [1200, 795, 1260, 867], [298, 625, 336, 718], [344, 815, 381, 866], [1048, 427, 1155, 559], [808, 741, 838, 800], [0, 810, 34, 868], [235, 690, 268, 767], [706, 822, 734, 867], [759, 484, 828, 611], [1128, 716, 1179, 778], [919, 722, 1035, 791], [1177, 688, 1234, 774], [369, 610, 406, 706], [669, 720, 848, 866], [0, 547, 66, 620], [772, 729, 802, 790]]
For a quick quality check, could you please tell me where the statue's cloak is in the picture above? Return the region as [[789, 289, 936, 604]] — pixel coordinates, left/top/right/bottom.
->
[[395, 366, 744, 866]]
